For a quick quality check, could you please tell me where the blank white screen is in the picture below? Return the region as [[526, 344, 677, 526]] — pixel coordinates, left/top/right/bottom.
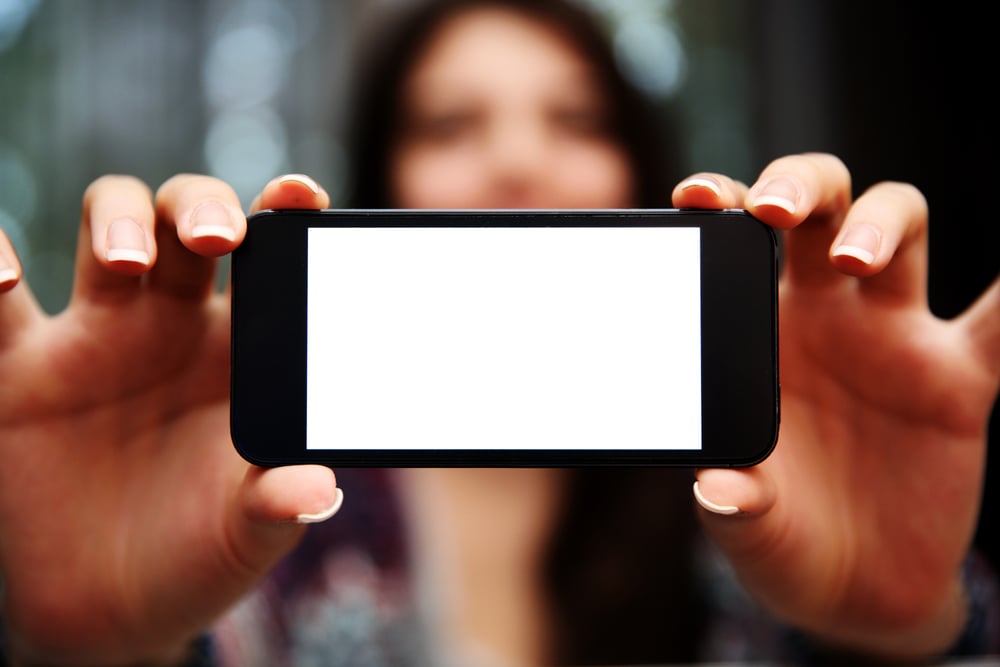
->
[[307, 226, 701, 450]]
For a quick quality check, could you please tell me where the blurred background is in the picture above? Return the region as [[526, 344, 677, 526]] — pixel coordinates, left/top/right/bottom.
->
[[0, 0, 996, 565]]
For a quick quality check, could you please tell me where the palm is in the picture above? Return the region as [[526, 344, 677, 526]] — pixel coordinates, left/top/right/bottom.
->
[[757, 277, 990, 629], [0, 288, 250, 659]]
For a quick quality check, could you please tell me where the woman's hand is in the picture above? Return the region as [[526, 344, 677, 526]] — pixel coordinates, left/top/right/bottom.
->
[[0, 173, 341, 666], [673, 153, 1000, 659]]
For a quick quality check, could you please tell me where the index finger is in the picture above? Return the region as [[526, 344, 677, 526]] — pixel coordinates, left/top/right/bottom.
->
[[671, 173, 748, 209], [249, 174, 330, 214], [219, 174, 330, 299]]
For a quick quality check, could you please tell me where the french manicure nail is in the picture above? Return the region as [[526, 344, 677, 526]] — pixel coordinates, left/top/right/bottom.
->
[[296, 488, 344, 524], [678, 177, 722, 197], [750, 177, 800, 214], [832, 223, 881, 265], [0, 267, 17, 286], [105, 218, 150, 265], [693, 481, 740, 515], [278, 173, 321, 194], [190, 201, 238, 242]]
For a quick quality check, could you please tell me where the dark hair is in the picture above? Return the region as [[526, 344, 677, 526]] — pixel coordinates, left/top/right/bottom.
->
[[339, 2, 705, 663], [341, 0, 680, 209]]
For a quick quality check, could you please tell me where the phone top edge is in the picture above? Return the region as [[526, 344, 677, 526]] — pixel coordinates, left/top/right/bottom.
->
[[245, 208, 772, 236], [248, 207, 754, 216]]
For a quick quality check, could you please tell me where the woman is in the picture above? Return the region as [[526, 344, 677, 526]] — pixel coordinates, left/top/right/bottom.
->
[[0, 0, 996, 665], [225, 4, 706, 664]]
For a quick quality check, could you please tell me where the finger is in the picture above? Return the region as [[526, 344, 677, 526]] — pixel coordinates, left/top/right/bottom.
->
[[0, 227, 23, 294], [672, 173, 748, 209], [693, 467, 777, 519], [229, 465, 341, 572], [249, 173, 330, 214], [0, 228, 43, 335], [829, 181, 929, 305], [745, 153, 852, 229], [150, 175, 246, 300], [692, 466, 796, 597], [73, 175, 157, 303], [222, 174, 331, 299], [745, 153, 853, 288], [958, 274, 1000, 379]]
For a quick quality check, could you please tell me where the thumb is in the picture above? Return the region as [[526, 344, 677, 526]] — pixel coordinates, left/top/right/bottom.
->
[[693, 466, 778, 559], [229, 464, 343, 573]]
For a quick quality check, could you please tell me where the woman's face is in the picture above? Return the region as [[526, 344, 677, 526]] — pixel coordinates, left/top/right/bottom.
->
[[390, 6, 636, 209]]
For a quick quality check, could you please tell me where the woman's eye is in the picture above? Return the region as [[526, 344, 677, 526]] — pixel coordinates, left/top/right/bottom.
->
[[408, 112, 479, 142], [551, 107, 608, 137]]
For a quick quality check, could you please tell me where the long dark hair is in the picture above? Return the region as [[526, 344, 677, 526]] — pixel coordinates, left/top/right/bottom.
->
[[341, 0, 681, 209], [339, 1, 706, 663]]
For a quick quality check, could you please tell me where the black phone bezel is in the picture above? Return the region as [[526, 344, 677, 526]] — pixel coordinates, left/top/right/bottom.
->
[[231, 209, 779, 467]]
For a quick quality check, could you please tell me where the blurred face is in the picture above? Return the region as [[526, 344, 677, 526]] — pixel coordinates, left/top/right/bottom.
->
[[390, 5, 635, 209]]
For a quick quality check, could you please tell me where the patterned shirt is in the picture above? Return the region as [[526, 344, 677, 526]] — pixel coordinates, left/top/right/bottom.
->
[[206, 469, 1000, 666]]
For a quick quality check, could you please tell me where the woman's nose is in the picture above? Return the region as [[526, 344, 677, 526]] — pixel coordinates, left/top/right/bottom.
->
[[483, 116, 552, 205]]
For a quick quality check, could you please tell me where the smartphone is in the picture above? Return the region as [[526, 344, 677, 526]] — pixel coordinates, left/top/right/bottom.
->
[[230, 209, 779, 467]]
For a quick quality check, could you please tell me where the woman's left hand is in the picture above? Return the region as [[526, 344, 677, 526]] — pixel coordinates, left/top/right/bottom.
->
[[673, 152, 999, 659]]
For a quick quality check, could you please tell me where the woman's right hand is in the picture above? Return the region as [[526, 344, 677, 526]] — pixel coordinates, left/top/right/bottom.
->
[[0, 173, 340, 666]]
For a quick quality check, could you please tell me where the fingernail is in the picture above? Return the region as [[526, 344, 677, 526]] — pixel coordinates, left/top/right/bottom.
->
[[278, 173, 321, 194], [190, 201, 238, 242], [750, 177, 800, 214], [693, 481, 740, 515], [678, 176, 721, 197], [832, 223, 881, 265], [0, 267, 17, 287], [105, 218, 150, 265], [296, 488, 344, 524]]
